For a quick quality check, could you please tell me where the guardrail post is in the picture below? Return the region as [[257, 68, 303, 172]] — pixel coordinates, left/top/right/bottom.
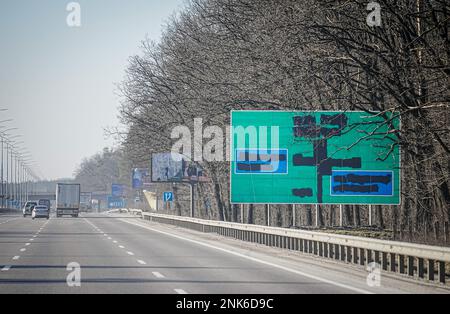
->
[[367, 250, 373, 264], [428, 260, 435, 282], [334, 244, 340, 260], [399, 255, 406, 274], [353, 247, 358, 264], [374, 251, 380, 265], [408, 256, 415, 277], [319, 242, 323, 257], [324, 242, 329, 258], [381, 252, 388, 271], [418, 258, 425, 279], [390, 253, 396, 272], [347, 247, 352, 263], [438, 261, 446, 284], [359, 248, 365, 266]]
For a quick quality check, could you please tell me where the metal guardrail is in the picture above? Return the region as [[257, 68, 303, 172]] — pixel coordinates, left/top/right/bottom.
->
[[0, 208, 21, 214], [141, 212, 450, 285]]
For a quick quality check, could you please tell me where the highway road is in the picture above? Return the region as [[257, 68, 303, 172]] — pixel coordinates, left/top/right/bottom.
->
[[0, 212, 448, 294]]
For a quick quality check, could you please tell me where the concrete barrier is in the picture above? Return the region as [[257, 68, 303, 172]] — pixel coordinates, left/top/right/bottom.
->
[[142, 212, 450, 285], [0, 208, 21, 214]]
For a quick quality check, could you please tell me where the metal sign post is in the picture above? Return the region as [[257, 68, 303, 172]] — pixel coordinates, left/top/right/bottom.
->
[[292, 204, 297, 228], [190, 183, 195, 218]]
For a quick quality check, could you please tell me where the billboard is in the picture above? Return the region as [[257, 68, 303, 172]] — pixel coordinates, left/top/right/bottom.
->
[[132, 168, 152, 189], [80, 192, 92, 205], [112, 184, 125, 197], [231, 111, 401, 205], [152, 153, 208, 183]]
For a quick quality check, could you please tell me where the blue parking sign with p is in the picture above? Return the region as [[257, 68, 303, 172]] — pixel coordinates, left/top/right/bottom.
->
[[163, 192, 174, 203]]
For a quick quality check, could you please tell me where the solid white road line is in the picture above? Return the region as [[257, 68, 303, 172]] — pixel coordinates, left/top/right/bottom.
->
[[1, 266, 11, 271], [120, 219, 373, 295], [153, 272, 165, 279], [174, 289, 188, 295]]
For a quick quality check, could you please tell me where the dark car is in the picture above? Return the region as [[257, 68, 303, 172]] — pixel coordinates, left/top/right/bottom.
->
[[38, 199, 51, 211], [23, 202, 38, 217]]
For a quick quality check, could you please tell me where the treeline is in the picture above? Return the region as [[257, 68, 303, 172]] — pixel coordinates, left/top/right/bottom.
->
[[115, 0, 449, 244], [73, 148, 133, 194]]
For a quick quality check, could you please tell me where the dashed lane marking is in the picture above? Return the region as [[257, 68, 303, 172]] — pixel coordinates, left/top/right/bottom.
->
[[153, 272, 165, 279]]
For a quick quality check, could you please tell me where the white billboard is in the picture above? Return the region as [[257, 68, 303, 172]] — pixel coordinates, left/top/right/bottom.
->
[[151, 153, 208, 183]]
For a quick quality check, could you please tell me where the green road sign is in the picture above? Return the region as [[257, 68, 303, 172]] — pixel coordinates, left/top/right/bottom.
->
[[231, 111, 401, 205]]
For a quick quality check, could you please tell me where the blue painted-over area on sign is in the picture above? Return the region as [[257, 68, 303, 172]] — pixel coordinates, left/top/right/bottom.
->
[[331, 171, 394, 197], [235, 149, 288, 174]]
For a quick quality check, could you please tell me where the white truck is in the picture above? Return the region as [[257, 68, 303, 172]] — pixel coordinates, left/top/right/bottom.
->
[[56, 183, 81, 218]]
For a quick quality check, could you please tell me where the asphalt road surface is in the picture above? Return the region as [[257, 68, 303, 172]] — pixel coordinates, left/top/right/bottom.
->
[[0, 213, 448, 294]]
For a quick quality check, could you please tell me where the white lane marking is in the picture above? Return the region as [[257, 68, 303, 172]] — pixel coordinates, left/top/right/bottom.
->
[[20, 248, 26, 252], [119, 245, 125, 249], [153, 272, 165, 279], [108, 237, 112, 240], [12, 256, 20, 260], [127, 251, 135, 256], [121, 219, 373, 295], [1, 266, 11, 271], [25, 243, 31, 246], [174, 289, 188, 295], [29, 239, 34, 241], [113, 241, 118, 244], [137, 260, 147, 265]]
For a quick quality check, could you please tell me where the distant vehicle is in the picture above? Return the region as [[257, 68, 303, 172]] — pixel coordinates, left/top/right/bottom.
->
[[32, 206, 50, 220], [38, 199, 51, 211], [23, 201, 38, 218], [56, 183, 81, 218]]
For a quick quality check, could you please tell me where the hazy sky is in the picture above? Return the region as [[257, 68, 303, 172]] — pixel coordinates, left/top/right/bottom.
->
[[0, 0, 185, 180]]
